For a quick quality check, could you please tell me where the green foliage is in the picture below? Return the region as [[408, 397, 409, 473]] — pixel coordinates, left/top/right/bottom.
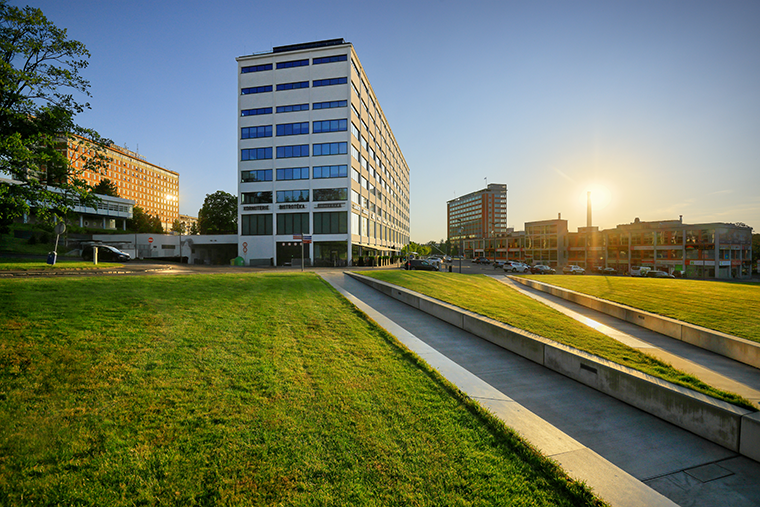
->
[[92, 178, 119, 197], [170, 218, 185, 234], [127, 206, 163, 233], [189, 222, 199, 235], [365, 271, 755, 410], [0, 273, 605, 506], [406, 241, 431, 257], [0, 2, 111, 231], [197, 190, 237, 234]]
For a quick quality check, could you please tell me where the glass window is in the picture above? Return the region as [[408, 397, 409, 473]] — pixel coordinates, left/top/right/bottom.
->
[[312, 77, 348, 87], [241, 107, 273, 117], [241, 148, 272, 161], [313, 55, 347, 65], [313, 188, 347, 201], [313, 100, 347, 110], [350, 122, 359, 139], [276, 59, 308, 69], [277, 213, 309, 235], [241, 214, 272, 235], [276, 167, 309, 180], [276, 190, 309, 203], [276, 122, 309, 136], [276, 81, 309, 91], [350, 144, 359, 161], [276, 103, 309, 113], [241, 85, 273, 95], [241, 169, 272, 182], [241, 125, 272, 139], [313, 165, 348, 179], [242, 191, 273, 204], [276, 145, 309, 158], [314, 212, 347, 234], [313, 119, 348, 133], [313, 142, 347, 156], [241, 63, 272, 73]]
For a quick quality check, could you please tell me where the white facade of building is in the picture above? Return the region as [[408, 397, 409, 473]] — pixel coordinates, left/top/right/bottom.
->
[[236, 39, 410, 267]]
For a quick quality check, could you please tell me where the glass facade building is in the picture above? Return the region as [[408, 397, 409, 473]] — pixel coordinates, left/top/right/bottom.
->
[[237, 39, 410, 266]]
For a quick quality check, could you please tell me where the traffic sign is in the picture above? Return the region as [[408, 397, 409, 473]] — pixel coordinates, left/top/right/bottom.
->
[[148, 237, 154, 244], [303, 235, 312, 244]]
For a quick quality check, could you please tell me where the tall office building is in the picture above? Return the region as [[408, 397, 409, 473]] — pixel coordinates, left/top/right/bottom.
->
[[236, 39, 410, 266], [447, 184, 508, 258]]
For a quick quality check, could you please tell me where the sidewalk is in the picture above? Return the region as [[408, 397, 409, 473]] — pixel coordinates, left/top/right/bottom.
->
[[321, 271, 760, 507], [322, 271, 678, 507]]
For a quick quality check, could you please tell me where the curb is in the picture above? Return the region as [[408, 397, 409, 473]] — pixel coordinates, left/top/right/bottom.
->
[[346, 271, 759, 462]]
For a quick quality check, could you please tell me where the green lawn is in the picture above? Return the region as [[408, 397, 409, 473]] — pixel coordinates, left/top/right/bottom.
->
[[0, 273, 603, 506], [0, 259, 120, 271], [362, 271, 754, 410], [520, 275, 760, 343]]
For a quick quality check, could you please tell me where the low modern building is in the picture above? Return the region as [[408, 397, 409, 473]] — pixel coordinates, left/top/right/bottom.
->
[[571, 217, 754, 279], [65, 136, 180, 231], [236, 39, 411, 266], [446, 186, 753, 279]]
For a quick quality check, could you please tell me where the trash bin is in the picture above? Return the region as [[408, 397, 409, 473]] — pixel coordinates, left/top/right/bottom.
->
[[46, 251, 57, 265]]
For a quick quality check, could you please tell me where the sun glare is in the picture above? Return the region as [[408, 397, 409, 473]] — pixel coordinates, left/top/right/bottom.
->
[[581, 184, 613, 211]]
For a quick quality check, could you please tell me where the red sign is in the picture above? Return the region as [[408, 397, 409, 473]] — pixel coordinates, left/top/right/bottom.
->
[[148, 237, 153, 244]]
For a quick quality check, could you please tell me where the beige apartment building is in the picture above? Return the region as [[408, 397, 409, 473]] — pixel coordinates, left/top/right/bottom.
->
[[66, 136, 180, 231]]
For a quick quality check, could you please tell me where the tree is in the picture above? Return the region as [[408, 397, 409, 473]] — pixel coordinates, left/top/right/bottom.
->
[[127, 206, 162, 233], [171, 218, 185, 234], [92, 178, 118, 197], [0, 1, 110, 232], [198, 190, 237, 234], [189, 222, 199, 235]]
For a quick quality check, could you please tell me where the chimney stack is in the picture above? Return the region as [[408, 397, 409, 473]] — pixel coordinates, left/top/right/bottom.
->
[[587, 191, 592, 228]]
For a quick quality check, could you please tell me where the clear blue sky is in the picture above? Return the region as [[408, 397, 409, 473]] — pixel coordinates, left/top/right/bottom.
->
[[24, 0, 760, 241]]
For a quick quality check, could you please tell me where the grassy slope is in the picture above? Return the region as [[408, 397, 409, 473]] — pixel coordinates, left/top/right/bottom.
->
[[0, 273, 603, 506], [519, 275, 760, 343], [362, 271, 754, 410]]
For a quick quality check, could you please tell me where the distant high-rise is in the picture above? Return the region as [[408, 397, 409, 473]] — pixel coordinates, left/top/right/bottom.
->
[[236, 39, 410, 266]]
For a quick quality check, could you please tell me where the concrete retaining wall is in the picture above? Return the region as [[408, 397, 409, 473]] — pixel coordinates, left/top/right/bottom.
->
[[346, 272, 759, 461], [511, 276, 760, 370]]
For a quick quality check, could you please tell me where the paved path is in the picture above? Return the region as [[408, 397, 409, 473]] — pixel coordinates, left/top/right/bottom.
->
[[493, 275, 760, 408], [321, 271, 760, 507]]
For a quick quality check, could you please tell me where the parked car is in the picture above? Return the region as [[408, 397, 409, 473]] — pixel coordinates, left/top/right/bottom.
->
[[630, 266, 651, 277], [601, 267, 617, 275], [493, 260, 507, 269], [530, 264, 555, 274], [562, 265, 585, 275], [503, 261, 530, 273], [473, 257, 490, 264], [646, 270, 675, 278], [405, 259, 439, 271], [81, 244, 131, 262]]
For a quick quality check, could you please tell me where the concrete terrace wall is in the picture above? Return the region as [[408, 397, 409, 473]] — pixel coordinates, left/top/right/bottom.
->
[[345, 272, 759, 461], [510, 276, 760, 370]]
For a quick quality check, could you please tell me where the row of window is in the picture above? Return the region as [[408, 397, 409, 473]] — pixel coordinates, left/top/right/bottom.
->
[[240, 54, 347, 74], [240, 100, 347, 117], [242, 119, 347, 139], [241, 165, 347, 183], [242, 188, 348, 204], [241, 142, 347, 161], [242, 212, 348, 236], [241, 77, 347, 94]]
